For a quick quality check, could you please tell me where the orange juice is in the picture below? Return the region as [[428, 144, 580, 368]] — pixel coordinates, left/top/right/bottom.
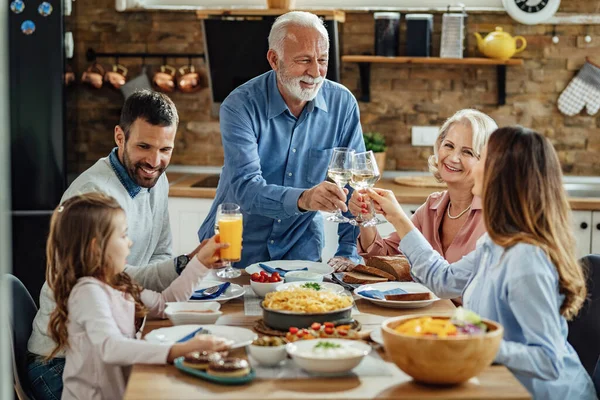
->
[[218, 216, 243, 261]]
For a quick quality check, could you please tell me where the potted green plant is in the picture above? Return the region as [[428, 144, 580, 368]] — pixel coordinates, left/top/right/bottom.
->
[[363, 132, 387, 174]]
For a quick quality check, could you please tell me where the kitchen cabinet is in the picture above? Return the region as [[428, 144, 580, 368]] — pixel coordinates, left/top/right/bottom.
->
[[168, 197, 214, 256], [570, 210, 600, 260], [572, 211, 592, 260], [591, 211, 600, 254]]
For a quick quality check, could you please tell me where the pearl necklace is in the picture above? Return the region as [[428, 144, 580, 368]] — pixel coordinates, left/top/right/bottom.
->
[[447, 202, 472, 220]]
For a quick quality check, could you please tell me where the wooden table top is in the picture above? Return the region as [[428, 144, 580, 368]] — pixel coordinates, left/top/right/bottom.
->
[[124, 273, 531, 400]]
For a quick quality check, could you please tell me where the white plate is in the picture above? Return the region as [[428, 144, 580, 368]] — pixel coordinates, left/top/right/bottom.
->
[[245, 260, 334, 277], [187, 280, 245, 303], [370, 328, 384, 346], [145, 325, 257, 349], [354, 282, 440, 309], [276, 281, 345, 294]]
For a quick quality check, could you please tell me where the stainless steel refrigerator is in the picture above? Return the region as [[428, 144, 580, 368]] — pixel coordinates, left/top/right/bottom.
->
[[9, 0, 67, 303]]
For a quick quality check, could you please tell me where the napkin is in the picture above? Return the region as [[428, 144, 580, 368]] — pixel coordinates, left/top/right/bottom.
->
[[258, 263, 308, 277], [190, 282, 230, 300], [331, 273, 360, 291], [357, 288, 408, 300]]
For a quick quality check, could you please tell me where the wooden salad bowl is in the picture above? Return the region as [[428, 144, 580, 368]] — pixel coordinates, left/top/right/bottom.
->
[[381, 314, 504, 385]]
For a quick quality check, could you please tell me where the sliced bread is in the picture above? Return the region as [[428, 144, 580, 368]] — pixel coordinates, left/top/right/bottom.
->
[[342, 271, 388, 285], [384, 292, 431, 301], [352, 264, 396, 281], [364, 255, 412, 282]]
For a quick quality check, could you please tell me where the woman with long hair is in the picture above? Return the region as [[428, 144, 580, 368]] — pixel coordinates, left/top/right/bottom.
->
[[365, 126, 594, 399], [46, 193, 232, 400]]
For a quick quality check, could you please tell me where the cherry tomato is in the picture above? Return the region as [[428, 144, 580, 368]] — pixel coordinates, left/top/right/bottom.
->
[[259, 275, 267, 283], [251, 273, 261, 281], [324, 327, 334, 335], [324, 322, 335, 328], [311, 322, 321, 330], [337, 329, 348, 336], [296, 330, 305, 337], [260, 270, 268, 277], [272, 272, 281, 280], [289, 327, 299, 334], [269, 275, 280, 283]]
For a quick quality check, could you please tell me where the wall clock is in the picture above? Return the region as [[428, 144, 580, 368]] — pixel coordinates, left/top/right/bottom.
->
[[502, 0, 561, 25]]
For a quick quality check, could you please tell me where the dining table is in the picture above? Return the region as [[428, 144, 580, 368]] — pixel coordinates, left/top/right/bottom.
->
[[124, 272, 531, 400]]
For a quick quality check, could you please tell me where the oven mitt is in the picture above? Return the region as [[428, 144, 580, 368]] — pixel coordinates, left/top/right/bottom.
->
[[558, 60, 600, 116]]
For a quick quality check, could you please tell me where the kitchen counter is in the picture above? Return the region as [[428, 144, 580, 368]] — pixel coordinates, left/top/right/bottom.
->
[[167, 171, 600, 211]]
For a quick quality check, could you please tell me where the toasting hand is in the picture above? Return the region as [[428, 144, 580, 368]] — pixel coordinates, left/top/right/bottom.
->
[[298, 181, 348, 213], [194, 235, 230, 269]]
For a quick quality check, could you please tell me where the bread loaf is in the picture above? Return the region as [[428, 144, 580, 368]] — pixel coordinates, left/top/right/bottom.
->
[[384, 292, 431, 301], [364, 256, 412, 282], [342, 272, 388, 284], [352, 264, 396, 281]]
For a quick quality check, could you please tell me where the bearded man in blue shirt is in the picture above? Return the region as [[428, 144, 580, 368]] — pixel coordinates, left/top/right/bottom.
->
[[198, 11, 365, 268]]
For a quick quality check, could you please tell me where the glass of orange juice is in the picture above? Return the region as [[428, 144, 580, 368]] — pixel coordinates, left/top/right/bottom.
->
[[215, 203, 243, 279]]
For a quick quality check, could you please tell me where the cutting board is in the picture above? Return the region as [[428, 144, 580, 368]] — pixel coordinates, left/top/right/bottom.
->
[[393, 176, 447, 188]]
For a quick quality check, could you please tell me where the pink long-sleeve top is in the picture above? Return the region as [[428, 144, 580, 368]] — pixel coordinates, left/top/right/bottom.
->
[[358, 191, 486, 263], [61, 257, 210, 400]]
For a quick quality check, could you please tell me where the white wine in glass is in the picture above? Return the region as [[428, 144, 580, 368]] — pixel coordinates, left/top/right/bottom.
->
[[350, 151, 383, 226], [326, 147, 355, 223]]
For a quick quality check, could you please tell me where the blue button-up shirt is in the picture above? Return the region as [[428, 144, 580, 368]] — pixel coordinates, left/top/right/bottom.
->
[[198, 71, 365, 268], [401, 229, 596, 400], [109, 148, 143, 199]]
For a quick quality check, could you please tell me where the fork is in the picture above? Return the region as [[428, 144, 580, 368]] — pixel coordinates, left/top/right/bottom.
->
[[198, 284, 222, 296]]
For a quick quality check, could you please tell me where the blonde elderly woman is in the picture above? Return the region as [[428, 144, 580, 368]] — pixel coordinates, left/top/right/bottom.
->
[[336, 109, 497, 272]]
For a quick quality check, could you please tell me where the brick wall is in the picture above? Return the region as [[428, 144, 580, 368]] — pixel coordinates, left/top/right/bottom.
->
[[68, 0, 600, 175]]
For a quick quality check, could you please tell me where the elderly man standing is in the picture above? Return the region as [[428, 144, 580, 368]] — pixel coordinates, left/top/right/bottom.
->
[[198, 11, 365, 268]]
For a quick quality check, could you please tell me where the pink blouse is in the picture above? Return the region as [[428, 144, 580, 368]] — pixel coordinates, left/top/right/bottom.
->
[[61, 258, 209, 400], [358, 191, 486, 263]]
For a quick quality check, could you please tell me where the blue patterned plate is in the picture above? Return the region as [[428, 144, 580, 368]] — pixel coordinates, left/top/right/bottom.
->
[[174, 357, 255, 385]]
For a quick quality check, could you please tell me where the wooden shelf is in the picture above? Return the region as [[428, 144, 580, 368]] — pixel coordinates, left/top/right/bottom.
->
[[342, 55, 523, 66], [342, 55, 524, 105], [196, 9, 345, 22]]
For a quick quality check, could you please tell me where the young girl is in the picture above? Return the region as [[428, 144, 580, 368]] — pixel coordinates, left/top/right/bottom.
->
[[45, 193, 232, 400], [366, 127, 596, 399]]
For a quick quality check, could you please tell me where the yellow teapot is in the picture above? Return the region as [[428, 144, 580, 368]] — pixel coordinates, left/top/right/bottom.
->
[[474, 27, 526, 60]]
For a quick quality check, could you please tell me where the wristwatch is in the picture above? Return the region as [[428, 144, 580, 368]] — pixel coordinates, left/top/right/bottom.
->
[[174, 254, 191, 275]]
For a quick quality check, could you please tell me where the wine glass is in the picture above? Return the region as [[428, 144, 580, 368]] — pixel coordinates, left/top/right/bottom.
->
[[326, 147, 355, 223], [214, 203, 243, 279], [350, 151, 384, 227]]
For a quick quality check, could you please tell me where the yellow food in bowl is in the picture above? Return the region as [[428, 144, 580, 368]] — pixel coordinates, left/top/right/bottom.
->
[[263, 288, 353, 313], [382, 314, 503, 385], [394, 317, 457, 338]]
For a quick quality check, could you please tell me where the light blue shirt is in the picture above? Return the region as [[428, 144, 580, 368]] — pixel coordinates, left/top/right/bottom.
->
[[401, 229, 596, 400], [198, 71, 364, 267]]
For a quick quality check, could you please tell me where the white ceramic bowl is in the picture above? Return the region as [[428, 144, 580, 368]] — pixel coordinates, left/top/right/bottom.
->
[[286, 339, 371, 375], [164, 302, 221, 325], [250, 279, 283, 298], [248, 343, 288, 367], [276, 281, 345, 294], [284, 271, 324, 283]]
